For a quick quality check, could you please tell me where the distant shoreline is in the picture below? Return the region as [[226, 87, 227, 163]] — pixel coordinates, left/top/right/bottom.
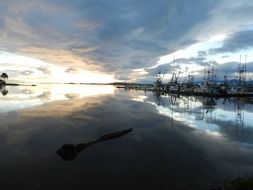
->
[[1, 82, 152, 87], [4, 83, 36, 87]]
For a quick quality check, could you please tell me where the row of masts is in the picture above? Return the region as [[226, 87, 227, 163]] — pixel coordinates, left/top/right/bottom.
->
[[154, 55, 251, 96], [237, 55, 247, 86]]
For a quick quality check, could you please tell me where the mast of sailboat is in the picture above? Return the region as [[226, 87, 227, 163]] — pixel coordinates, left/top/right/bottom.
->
[[238, 54, 247, 87], [244, 55, 247, 83], [161, 72, 166, 82]]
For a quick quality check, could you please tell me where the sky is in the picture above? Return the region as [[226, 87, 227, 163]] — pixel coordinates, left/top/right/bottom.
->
[[0, 0, 253, 83]]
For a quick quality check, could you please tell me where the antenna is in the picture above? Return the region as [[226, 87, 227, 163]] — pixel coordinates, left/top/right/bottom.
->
[[245, 54, 247, 82], [204, 67, 206, 80], [173, 55, 176, 71], [216, 66, 218, 82], [161, 72, 166, 81]]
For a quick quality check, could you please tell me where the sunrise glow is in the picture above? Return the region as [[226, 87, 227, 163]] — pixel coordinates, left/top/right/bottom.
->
[[0, 51, 115, 84]]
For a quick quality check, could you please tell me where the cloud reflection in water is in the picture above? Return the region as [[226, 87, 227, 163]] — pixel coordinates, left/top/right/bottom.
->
[[0, 84, 114, 113], [146, 92, 253, 144]]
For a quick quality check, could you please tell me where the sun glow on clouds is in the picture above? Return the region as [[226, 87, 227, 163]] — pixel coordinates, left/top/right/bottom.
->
[[152, 34, 227, 68], [131, 68, 149, 80], [0, 51, 115, 83], [145, 32, 253, 80]]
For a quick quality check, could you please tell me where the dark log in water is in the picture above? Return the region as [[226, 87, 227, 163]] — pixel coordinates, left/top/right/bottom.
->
[[56, 128, 133, 161]]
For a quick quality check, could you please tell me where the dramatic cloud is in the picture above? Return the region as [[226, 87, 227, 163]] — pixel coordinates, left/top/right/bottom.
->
[[210, 29, 253, 54], [0, 0, 253, 82]]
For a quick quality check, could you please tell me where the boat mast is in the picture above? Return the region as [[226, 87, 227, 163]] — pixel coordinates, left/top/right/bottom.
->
[[238, 55, 247, 87]]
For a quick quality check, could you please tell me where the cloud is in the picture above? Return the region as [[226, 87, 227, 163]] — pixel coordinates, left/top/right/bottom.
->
[[65, 67, 80, 74], [186, 0, 253, 41], [198, 51, 207, 57], [20, 70, 34, 76], [209, 29, 253, 54], [37, 67, 51, 75], [147, 56, 210, 77], [0, 0, 253, 82], [0, 1, 222, 79], [19, 47, 101, 71]]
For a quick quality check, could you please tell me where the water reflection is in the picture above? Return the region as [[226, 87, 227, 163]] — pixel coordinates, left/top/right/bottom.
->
[[148, 92, 253, 139], [57, 128, 133, 161], [2, 87, 253, 189], [0, 85, 8, 96], [0, 84, 114, 113]]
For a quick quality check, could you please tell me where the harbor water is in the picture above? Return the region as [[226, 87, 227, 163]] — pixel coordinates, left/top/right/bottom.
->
[[1, 84, 253, 189]]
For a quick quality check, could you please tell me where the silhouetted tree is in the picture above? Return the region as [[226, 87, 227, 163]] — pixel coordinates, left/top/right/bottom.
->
[[0, 73, 8, 81]]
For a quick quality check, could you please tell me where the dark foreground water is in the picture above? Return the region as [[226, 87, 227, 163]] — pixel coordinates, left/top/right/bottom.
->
[[1, 84, 253, 190]]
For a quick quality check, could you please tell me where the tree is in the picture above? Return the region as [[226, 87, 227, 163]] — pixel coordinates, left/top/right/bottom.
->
[[0, 73, 8, 81]]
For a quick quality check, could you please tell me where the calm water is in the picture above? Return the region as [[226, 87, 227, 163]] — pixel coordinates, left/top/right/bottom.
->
[[1, 84, 253, 189]]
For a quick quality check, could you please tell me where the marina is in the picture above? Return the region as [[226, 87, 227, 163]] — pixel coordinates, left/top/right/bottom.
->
[[121, 57, 253, 99]]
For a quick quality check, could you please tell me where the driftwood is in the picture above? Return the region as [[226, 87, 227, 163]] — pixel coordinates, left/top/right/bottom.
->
[[57, 128, 132, 161]]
